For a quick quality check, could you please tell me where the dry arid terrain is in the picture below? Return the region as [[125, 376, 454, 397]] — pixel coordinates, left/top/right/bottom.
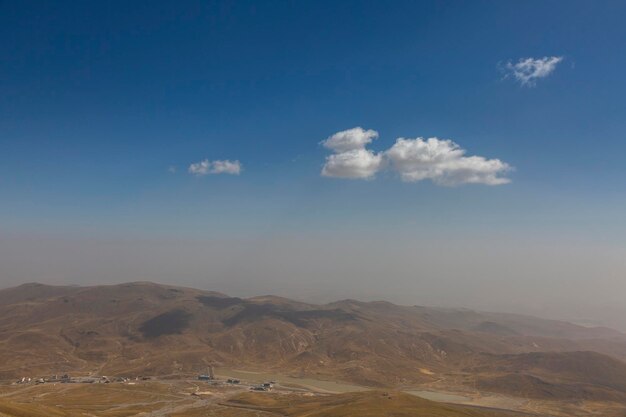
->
[[1, 282, 626, 416], [0, 380, 539, 417]]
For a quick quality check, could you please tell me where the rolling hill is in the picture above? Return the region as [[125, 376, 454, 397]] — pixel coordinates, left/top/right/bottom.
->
[[0, 281, 625, 407]]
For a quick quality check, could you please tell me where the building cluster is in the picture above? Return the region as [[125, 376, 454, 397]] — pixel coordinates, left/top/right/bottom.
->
[[15, 374, 142, 385], [196, 367, 274, 392], [250, 382, 274, 391], [14, 367, 276, 393]]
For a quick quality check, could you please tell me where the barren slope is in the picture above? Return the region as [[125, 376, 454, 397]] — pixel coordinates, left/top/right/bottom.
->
[[1, 282, 625, 405]]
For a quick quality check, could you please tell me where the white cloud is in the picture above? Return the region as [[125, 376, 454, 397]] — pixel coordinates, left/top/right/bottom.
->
[[321, 127, 384, 179], [188, 159, 242, 176], [321, 127, 379, 152], [386, 137, 511, 186], [209, 160, 242, 175], [322, 149, 384, 179], [503, 56, 563, 86], [321, 128, 511, 186], [189, 160, 211, 175]]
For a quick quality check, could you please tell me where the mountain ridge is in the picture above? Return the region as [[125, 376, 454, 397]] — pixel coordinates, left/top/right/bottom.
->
[[1, 281, 625, 406]]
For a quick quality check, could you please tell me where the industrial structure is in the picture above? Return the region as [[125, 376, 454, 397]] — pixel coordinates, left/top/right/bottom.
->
[[197, 365, 215, 381]]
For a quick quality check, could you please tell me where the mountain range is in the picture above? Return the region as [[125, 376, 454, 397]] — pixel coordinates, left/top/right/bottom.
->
[[1, 281, 626, 410]]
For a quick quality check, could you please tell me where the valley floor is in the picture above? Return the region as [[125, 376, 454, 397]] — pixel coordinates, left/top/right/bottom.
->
[[0, 371, 624, 417]]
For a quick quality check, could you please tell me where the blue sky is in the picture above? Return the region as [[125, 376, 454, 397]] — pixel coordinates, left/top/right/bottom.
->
[[1, 1, 626, 327]]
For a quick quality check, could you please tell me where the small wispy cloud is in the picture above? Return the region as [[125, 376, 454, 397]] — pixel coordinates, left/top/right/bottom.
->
[[321, 127, 511, 186], [502, 56, 563, 87], [188, 159, 242, 176], [167, 165, 177, 174]]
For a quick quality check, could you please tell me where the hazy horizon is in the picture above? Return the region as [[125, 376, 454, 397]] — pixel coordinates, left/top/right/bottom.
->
[[2, 232, 625, 332]]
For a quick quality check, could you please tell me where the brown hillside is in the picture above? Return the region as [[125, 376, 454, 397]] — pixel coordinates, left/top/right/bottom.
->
[[471, 351, 626, 401], [0, 282, 625, 403]]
